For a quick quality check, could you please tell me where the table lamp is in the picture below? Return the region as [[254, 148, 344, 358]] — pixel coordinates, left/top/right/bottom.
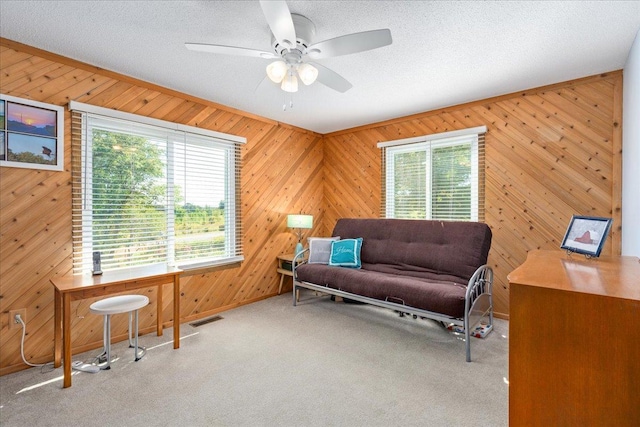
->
[[287, 214, 313, 256]]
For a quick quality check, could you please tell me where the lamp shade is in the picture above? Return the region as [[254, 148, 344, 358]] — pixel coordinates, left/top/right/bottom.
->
[[266, 61, 287, 83], [281, 73, 298, 93], [297, 63, 318, 85], [287, 214, 313, 229]]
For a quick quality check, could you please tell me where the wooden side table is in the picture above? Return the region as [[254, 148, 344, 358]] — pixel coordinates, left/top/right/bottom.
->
[[276, 254, 306, 294]]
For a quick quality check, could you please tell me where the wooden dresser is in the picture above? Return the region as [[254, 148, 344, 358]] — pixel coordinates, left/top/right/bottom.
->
[[508, 250, 640, 426]]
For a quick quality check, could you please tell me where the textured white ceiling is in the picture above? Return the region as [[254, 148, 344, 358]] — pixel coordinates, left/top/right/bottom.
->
[[1, 1, 639, 134]]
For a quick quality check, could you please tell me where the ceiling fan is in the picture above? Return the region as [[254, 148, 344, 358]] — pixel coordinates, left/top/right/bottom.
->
[[185, 0, 392, 93]]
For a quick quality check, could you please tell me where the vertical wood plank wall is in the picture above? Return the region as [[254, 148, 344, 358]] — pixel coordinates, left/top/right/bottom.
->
[[323, 72, 623, 318], [0, 40, 323, 374], [0, 37, 623, 373]]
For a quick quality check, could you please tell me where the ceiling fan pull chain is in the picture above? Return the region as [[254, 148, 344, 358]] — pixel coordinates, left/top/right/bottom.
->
[[282, 92, 294, 111]]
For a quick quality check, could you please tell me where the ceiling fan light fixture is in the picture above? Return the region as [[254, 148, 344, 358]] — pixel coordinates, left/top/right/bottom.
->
[[297, 63, 318, 85], [266, 60, 288, 83], [186, 3, 392, 96], [281, 73, 298, 92]]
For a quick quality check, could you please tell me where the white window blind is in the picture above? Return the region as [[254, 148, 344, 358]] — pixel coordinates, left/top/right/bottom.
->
[[70, 102, 244, 274], [379, 127, 486, 222]]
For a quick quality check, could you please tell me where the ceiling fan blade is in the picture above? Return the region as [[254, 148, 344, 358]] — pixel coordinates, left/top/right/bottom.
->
[[307, 29, 392, 59], [309, 62, 353, 93], [254, 74, 269, 93], [185, 43, 278, 59], [259, 0, 296, 49]]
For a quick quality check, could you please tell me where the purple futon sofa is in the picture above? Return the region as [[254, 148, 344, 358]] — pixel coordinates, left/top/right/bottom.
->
[[293, 218, 494, 361]]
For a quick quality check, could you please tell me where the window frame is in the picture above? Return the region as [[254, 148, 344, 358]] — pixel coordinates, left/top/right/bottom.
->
[[378, 126, 486, 222], [70, 101, 245, 274]]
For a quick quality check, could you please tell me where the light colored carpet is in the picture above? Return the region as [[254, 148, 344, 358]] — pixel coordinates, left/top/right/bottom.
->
[[0, 292, 509, 426]]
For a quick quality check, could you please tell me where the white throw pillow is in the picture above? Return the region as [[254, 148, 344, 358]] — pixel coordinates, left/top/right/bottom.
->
[[307, 237, 340, 264]]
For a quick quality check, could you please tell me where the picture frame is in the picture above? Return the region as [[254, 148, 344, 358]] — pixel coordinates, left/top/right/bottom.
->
[[560, 215, 613, 258], [0, 93, 64, 171]]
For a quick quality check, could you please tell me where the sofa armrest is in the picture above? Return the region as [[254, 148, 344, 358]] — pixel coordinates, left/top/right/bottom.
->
[[292, 248, 309, 281], [463, 264, 494, 361]]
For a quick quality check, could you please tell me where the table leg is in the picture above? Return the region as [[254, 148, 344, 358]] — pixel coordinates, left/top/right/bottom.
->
[[157, 284, 163, 336], [173, 273, 180, 349], [54, 289, 62, 368], [278, 273, 285, 295], [63, 293, 71, 388]]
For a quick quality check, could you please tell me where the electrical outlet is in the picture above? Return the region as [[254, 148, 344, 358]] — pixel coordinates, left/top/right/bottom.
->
[[9, 309, 26, 329]]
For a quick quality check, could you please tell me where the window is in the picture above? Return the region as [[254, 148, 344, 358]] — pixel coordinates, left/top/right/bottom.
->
[[70, 101, 244, 274], [379, 126, 486, 221]]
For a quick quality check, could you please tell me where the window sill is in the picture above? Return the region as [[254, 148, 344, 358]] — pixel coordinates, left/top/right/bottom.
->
[[177, 256, 244, 276]]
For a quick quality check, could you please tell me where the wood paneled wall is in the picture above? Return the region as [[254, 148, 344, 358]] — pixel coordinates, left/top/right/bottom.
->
[[0, 39, 323, 374], [0, 37, 623, 374], [323, 72, 623, 318]]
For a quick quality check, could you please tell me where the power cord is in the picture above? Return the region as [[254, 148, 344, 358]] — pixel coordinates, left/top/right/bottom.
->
[[16, 314, 54, 372]]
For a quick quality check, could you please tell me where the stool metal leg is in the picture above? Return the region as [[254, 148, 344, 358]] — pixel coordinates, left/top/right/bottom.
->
[[102, 314, 109, 356], [128, 311, 133, 347], [128, 310, 146, 362], [93, 315, 108, 368], [98, 314, 112, 370], [105, 314, 111, 370]]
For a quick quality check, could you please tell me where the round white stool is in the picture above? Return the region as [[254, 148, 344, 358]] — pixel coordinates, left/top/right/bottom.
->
[[90, 294, 149, 370]]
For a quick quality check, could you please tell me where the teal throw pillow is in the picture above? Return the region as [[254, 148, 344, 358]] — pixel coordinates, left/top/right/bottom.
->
[[329, 238, 363, 269]]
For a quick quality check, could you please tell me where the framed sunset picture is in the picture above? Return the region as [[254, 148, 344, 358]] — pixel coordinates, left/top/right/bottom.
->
[[0, 94, 64, 171]]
